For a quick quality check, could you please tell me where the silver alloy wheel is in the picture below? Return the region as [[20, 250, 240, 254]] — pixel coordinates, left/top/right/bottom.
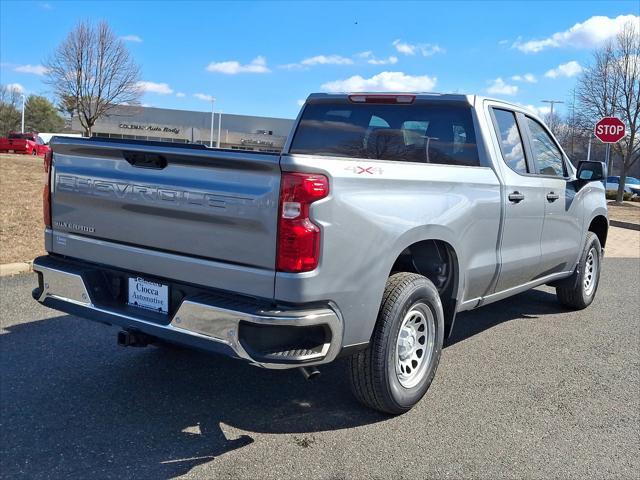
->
[[583, 247, 599, 296], [395, 302, 435, 389]]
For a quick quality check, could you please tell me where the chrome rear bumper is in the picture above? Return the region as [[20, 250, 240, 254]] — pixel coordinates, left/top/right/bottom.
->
[[33, 257, 342, 369]]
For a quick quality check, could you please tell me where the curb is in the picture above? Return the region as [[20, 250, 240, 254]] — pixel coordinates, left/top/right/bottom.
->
[[610, 220, 640, 231], [0, 261, 33, 277]]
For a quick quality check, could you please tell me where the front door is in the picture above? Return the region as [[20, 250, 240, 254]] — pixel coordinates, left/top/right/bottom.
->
[[523, 116, 582, 275]]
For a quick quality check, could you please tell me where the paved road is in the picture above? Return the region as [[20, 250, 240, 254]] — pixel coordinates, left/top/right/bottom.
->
[[1, 259, 639, 479]]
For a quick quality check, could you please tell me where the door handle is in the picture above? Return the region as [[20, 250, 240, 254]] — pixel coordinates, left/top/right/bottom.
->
[[508, 191, 525, 203], [546, 192, 560, 202]]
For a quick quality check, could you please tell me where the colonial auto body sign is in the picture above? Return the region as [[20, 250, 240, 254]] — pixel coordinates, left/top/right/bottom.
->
[[119, 123, 181, 135]]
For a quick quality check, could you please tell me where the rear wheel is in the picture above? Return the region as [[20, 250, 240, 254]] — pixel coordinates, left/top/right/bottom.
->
[[556, 232, 602, 309], [349, 273, 444, 414]]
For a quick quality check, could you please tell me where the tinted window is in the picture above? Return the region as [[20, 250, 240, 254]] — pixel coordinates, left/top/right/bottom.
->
[[526, 117, 565, 176], [492, 109, 527, 174], [290, 103, 480, 166], [8, 133, 31, 140]]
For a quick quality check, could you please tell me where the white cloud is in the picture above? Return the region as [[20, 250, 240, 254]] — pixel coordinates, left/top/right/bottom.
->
[[297, 99, 306, 106], [511, 73, 537, 83], [513, 14, 639, 53], [136, 81, 173, 94], [486, 78, 518, 96], [38, 2, 53, 10], [356, 51, 398, 64], [6, 83, 25, 93], [545, 60, 583, 78], [520, 104, 552, 116], [206, 56, 270, 74], [281, 54, 354, 70], [194, 93, 215, 102], [14, 64, 49, 75], [392, 40, 444, 57], [175, 92, 186, 98], [302, 55, 353, 66], [368, 56, 398, 65], [321, 71, 437, 93], [120, 34, 143, 43]]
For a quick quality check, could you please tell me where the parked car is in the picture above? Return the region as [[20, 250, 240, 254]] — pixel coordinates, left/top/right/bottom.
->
[[0, 132, 50, 156], [32, 93, 608, 414], [606, 176, 640, 196]]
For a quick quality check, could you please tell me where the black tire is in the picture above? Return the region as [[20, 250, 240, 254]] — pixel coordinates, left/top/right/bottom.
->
[[556, 232, 602, 309], [349, 272, 444, 414]]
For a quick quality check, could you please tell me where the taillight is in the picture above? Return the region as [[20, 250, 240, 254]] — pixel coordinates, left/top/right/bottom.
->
[[276, 173, 329, 273], [43, 149, 52, 228]]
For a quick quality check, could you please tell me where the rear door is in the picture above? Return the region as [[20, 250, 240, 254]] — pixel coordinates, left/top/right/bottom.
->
[[488, 106, 546, 292], [51, 138, 281, 272], [522, 116, 582, 274]]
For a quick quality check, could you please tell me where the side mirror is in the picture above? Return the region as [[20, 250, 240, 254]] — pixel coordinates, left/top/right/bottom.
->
[[576, 161, 606, 182]]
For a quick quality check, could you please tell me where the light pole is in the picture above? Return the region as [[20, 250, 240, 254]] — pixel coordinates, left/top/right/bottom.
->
[[217, 111, 222, 148], [209, 97, 216, 148], [20, 94, 26, 133]]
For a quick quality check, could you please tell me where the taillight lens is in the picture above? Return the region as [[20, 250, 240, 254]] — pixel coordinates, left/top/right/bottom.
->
[[276, 173, 329, 273], [43, 150, 52, 228]]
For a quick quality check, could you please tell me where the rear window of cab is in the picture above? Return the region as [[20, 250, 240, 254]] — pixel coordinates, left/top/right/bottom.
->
[[290, 103, 480, 167]]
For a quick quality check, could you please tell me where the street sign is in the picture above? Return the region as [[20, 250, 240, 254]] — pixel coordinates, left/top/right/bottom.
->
[[594, 117, 626, 143]]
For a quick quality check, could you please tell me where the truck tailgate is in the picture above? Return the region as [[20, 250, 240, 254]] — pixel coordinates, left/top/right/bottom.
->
[[49, 137, 281, 296]]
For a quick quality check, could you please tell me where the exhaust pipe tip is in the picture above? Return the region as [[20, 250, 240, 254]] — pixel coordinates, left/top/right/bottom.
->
[[299, 366, 321, 380]]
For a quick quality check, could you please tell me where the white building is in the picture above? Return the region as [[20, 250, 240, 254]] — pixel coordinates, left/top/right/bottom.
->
[[71, 105, 294, 152]]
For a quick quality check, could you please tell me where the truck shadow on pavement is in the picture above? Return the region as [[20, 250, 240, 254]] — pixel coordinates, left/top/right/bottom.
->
[[1, 287, 563, 478]]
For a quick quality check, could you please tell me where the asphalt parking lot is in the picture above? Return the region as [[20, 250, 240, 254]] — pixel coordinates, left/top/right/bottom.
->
[[1, 258, 639, 480]]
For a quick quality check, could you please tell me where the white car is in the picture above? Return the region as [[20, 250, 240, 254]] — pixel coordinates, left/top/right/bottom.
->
[[606, 176, 640, 196]]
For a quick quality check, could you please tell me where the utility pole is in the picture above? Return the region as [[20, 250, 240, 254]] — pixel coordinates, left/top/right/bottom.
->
[[20, 94, 26, 133], [541, 99, 564, 118], [209, 97, 216, 148]]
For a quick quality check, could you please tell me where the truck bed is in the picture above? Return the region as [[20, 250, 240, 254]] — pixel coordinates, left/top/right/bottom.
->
[[48, 137, 282, 299]]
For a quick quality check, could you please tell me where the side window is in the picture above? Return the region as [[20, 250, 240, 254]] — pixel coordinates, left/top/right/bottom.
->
[[492, 108, 528, 174], [526, 117, 565, 177]]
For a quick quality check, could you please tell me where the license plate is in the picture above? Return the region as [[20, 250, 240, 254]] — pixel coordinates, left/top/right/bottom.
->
[[8, 150, 14, 153], [128, 277, 169, 314]]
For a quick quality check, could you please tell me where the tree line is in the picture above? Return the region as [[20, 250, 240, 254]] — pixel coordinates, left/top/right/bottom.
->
[[0, 85, 65, 135]]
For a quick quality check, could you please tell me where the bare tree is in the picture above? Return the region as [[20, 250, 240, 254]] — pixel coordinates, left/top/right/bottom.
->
[[576, 21, 640, 203], [44, 20, 142, 136]]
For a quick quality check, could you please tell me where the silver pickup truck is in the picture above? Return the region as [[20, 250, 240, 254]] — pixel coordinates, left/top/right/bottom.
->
[[33, 93, 608, 414]]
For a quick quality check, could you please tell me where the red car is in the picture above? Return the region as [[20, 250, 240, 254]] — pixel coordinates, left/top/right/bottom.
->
[[0, 132, 51, 156]]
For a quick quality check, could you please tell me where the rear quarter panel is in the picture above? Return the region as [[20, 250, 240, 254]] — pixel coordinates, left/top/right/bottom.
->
[[276, 154, 502, 346]]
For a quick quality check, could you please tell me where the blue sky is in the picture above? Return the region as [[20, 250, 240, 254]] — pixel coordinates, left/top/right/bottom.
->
[[1, 1, 638, 119]]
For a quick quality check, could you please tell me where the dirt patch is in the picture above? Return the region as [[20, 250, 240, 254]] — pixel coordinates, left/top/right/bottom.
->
[[0, 154, 47, 263], [608, 201, 640, 225]]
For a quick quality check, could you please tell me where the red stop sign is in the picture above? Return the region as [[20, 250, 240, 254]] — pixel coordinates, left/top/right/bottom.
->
[[594, 117, 626, 143]]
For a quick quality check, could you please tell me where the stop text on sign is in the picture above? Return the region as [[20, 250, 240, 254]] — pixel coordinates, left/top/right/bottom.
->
[[594, 117, 625, 143]]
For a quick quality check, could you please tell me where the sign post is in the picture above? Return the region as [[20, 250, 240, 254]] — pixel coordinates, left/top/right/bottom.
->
[[594, 117, 626, 174]]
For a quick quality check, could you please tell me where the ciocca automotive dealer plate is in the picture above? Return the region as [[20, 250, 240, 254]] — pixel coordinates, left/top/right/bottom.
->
[[128, 277, 169, 313]]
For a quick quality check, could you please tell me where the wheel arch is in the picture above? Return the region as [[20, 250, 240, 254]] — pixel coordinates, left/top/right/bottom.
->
[[588, 215, 608, 249], [388, 230, 462, 339]]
